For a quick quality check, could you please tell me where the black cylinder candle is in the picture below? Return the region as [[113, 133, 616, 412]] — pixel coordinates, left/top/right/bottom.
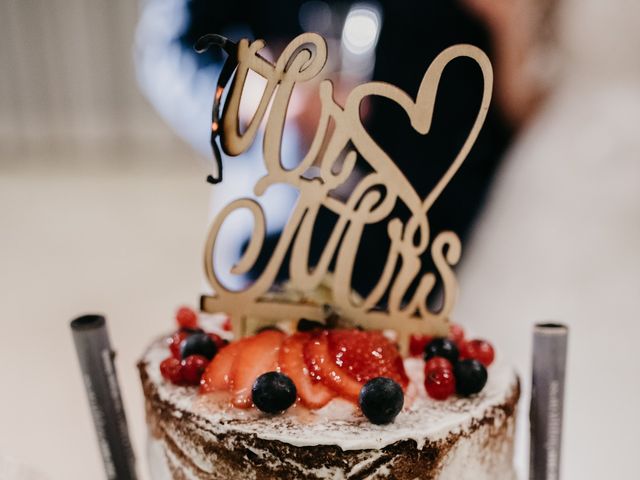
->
[[70, 314, 137, 480], [530, 322, 568, 480]]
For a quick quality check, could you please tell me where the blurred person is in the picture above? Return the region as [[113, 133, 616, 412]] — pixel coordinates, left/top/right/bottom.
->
[[134, 0, 516, 295], [456, 0, 640, 477], [462, 0, 556, 127]]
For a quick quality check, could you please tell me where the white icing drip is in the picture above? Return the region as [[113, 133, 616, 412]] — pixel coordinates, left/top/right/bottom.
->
[[143, 338, 518, 452], [347, 452, 385, 477]]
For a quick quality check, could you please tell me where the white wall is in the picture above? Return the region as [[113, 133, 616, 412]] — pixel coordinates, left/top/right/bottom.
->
[[0, 0, 186, 166]]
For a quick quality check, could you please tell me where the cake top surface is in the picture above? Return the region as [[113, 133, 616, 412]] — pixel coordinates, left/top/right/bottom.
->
[[142, 335, 518, 451]]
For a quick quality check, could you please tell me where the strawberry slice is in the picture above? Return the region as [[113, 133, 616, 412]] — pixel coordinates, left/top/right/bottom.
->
[[200, 338, 249, 393], [304, 331, 363, 402], [328, 329, 409, 389], [279, 333, 335, 409], [230, 330, 285, 408]]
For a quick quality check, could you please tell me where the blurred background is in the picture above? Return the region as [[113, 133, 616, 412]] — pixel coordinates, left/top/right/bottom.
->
[[1, 0, 639, 479]]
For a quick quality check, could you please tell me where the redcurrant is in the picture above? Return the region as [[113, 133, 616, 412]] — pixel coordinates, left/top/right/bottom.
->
[[461, 339, 495, 367], [181, 355, 210, 385], [424, 356, 453, 374], [448, 323, 465, 345], [160, 357, 183, 385], [176, 306, 198, 330], [425, 368, 456, 400], [409, 334, 433, 357], [168, 331, 189, 359]]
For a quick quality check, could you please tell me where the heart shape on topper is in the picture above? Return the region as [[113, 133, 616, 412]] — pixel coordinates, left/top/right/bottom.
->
[[200, 33, 493, 353]]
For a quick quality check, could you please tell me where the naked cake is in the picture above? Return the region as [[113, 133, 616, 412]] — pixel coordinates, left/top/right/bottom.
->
[[139, 312, 519, 479]]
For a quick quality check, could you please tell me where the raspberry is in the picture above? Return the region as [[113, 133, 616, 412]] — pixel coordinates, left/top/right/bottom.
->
[[176, 306, 198, 330], [424, 367, 455, 400], [181, 355, 210, 385], [160, 357, 183, 385], [460, 339, 495, 367]]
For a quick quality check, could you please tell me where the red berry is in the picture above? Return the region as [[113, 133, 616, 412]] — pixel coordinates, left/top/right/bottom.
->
[[160, 357, 183, 384], [200, 339, 249, 393], [460, 339, 495, 367], [168, 331, 189, 359], [222, 317, 232, 331], [448, 323, 465, 345], [409, 334, 433, 357], [304, 331, 364, 402], [176, 306, 198, 330], [425, 368, 456, 400], [181, 355, 210, 385], [230, 330, 285, 408], [208, 333, 228, 350], [327, 329, 409, 389], [424, 356, 453, 374], [279, 333, 335, 409]]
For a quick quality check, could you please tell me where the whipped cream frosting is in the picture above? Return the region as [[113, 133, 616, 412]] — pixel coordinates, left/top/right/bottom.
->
[[143, 336, 518, 452]]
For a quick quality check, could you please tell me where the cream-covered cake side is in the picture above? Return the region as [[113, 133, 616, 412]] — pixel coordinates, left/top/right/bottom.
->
[[140, 338, 519, 479]]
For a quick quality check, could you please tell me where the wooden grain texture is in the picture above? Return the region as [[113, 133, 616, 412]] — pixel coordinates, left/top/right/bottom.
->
[[201, 33, 493, 353]]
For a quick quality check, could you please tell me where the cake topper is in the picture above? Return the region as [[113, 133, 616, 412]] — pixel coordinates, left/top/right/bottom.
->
[[197, 33, 492, 353]]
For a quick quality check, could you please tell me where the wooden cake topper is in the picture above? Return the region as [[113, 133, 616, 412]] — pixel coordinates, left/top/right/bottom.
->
[[199, 33, 493, 353]]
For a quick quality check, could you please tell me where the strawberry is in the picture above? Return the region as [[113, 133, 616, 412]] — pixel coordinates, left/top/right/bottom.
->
[[304, 331, 363, 402], [279, 333, 335, 409], [229, 330, 285, 408], [327, 330, 409, 389], [200, 339, 248, 393]]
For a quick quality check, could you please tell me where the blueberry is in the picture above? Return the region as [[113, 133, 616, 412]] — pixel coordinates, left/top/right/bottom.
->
[[297, 318, 325, 332], [252, 372, 297, 413], [423, 338, 459, 364], [358, 377, 404, 425], [454, 359, 488, 396], [255, 325, 283, 334], [180, 327, 205, 335], [180, 333, 217, 360]]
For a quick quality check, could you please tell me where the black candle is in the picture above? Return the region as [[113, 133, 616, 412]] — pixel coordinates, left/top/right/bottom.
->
[[530, 322, 568, 480], [70, 314, 137, 480]]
